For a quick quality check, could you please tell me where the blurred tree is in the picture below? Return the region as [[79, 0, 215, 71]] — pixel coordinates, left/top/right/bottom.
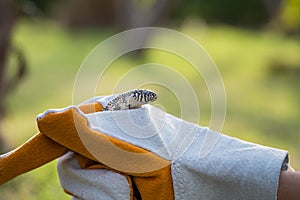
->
[[113, 0, 170, 55], [56, 0, 115, 28], [16, 0, 56, 14], [54, 0, 170, 29], [114, 0, 170, 29], [262, 0, 282, 19], [0, 0, 27, 153], [54, 0, 171, 56], [172, 0, 274, 27]]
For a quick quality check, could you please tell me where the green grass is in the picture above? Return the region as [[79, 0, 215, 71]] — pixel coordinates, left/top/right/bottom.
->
[[1, 18, 300, 199]]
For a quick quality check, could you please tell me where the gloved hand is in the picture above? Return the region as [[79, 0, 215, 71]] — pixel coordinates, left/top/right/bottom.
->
[[0, 94, 289, 200], [43, 95, 288, 200]]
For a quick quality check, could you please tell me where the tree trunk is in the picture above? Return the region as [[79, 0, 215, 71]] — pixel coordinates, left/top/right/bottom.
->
[[0, 0, 27, 153], [0, 0, 15, 153]]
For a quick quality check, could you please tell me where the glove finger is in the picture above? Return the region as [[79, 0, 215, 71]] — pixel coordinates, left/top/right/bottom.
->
[[58, 152, 133, 200]]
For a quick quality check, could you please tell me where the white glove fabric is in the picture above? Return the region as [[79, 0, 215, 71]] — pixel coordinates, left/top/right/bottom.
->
[[58, 152, 131, 200]]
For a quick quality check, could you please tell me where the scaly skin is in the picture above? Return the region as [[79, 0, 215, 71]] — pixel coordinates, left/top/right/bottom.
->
[[104, 89, 158, 111]]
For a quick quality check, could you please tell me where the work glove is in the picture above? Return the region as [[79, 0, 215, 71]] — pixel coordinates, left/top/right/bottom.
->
[[0, 94, 289, 200]]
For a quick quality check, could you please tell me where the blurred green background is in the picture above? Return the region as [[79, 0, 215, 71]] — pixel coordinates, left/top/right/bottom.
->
[[0, 0, 299, 199]]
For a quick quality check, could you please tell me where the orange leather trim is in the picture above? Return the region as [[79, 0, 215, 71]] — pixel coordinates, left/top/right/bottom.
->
[[78, 102, 103, 114], [0, 132, 68, 185], [0, 102, 101, 186]]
